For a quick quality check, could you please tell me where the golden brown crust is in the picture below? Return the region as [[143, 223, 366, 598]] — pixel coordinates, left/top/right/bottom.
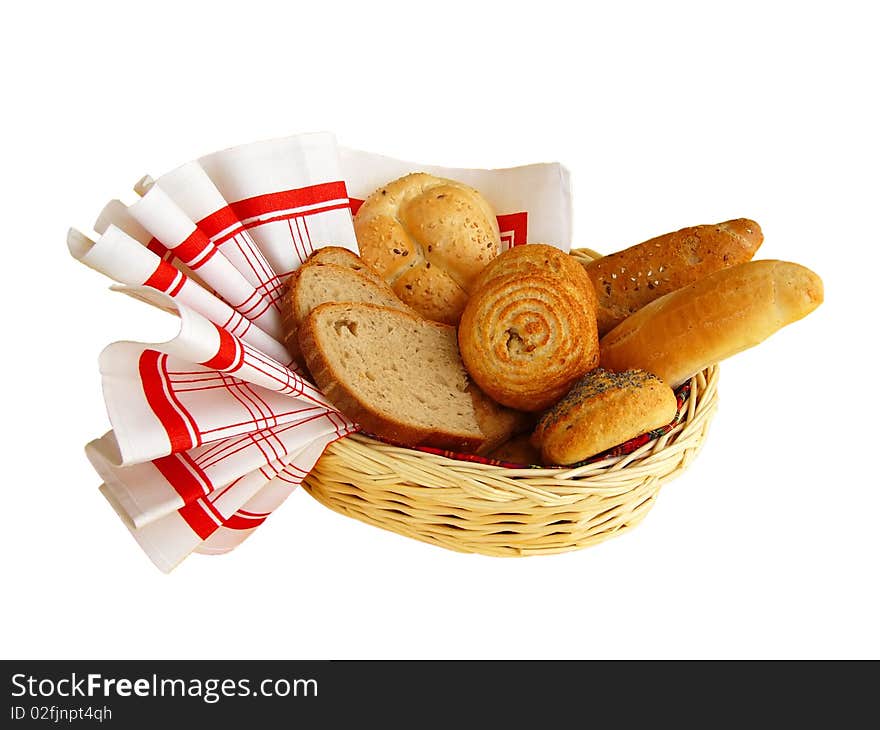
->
[[599, 260, 824, 387], [533, 368, 677, 465], [458, 244, 600, 412], [353, 173, 501, 325], [581, 219, 763, 335], [280, 249, 411, 363], [305, 245, 387, 285], [467, 385, 534, 455], [280, 270, 304, 361]]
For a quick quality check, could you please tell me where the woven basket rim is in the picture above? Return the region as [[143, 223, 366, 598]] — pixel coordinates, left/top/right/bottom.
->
[[313, 364, 718, 491]]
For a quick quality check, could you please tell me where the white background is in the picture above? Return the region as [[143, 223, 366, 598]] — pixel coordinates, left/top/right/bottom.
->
[[2, 1, 877, 659]]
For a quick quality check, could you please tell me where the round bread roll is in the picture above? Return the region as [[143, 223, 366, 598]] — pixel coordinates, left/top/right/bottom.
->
[[533, 368, 677, 465], [458, 244, 600, 412], [353, 172, 501, 325]]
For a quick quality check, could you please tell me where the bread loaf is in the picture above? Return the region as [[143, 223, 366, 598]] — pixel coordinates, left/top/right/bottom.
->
[[298, 302, 523, 453], [599, 260, 824, 387], [580, 219, 763, 335], [353, 173, 501, 325], [458, 244, 600, 412], [532, 368, 677, 465], [281, 252, 414, 363]]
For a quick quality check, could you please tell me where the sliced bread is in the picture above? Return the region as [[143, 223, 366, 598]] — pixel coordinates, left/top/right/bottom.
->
[[302, 245, 387, 286], [298, 302, 522, 452], [282, 257, 413, 363]]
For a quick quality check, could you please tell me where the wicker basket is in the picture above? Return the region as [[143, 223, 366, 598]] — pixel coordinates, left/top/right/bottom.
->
[[302, 249, 720, 556]]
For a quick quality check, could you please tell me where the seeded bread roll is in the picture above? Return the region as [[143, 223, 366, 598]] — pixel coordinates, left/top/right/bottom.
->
[[353, 173, 501, 324], [599, 260, 824, 388], [533, 368, 677, 465], [458, 244, 600, 412], [580, 219, 763, 335]]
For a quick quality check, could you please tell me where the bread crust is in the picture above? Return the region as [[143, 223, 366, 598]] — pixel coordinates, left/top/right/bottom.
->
[[298, 302, 492, 452], [599, 259, 824, 387], [281, 250, 411, 364], [458, 244, 600, 412], [581, 219, 763, 335], [533, 369, 677, 465], [353, 173, 501, 325]]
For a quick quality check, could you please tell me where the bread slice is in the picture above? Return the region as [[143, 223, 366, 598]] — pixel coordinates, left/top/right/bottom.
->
[[302, 246, 387, 286], [468, 384, 534, 454], [281, 258, 413, 363], [299, 302, 520, 452]]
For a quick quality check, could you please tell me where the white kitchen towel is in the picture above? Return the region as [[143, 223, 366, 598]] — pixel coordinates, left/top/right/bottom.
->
[[133, 162, 282, 308], [95, 288, 339, 467], [74, 131, 574, 571], [68, 226, 291, 365], [340, 146, 572, 251], [99, 433, 343, 573], [128, 185, 285, 340]]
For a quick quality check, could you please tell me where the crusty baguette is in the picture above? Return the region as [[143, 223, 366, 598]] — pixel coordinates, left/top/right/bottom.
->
[[298, 302, 523, 453], [599, 260, 823, 387], [281, 258, 413, 364], [581, 219, 763, 335]]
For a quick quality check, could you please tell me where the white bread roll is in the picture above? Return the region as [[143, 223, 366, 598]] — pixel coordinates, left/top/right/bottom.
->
[[353, 173, 501, 325], [599, 260, 823, 387]]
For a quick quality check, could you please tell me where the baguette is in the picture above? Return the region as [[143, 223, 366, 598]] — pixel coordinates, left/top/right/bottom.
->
[[599, 260, 823, 387], [581, 219, 763, 335]]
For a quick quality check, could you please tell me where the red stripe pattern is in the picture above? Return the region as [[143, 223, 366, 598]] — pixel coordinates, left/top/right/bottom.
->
[[143, 259, 185, 297], [200, 325, 243, 372], [139, 351, 196, 454], [173, 229, 217, 269], [198, 182, 350, 246], [497, 212, 528, 248]]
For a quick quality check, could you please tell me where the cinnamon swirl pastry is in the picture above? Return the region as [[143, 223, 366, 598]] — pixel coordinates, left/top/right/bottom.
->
[[458, 244, 600, 412]]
